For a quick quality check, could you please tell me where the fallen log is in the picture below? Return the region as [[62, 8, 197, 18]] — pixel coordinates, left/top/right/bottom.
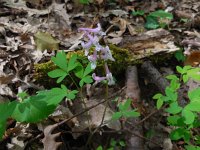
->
[[34, 28, 179, 85]]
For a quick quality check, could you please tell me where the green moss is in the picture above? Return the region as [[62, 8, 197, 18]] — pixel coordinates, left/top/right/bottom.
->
[[33, 45, 171, 85], [33, 61, 57, 87]]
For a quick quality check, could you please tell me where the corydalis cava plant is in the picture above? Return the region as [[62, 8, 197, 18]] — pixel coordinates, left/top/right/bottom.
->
[[79, 23, 115, 85]]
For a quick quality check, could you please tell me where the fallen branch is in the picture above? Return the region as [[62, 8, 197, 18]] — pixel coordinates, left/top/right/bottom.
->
[[125, 66, 144, 150]]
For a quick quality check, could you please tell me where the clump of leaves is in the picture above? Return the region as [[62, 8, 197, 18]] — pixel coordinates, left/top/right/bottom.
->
[[145, 10, 173, 29], [97, 138, 126, 150], [0, 51, 94, 139], [79, 0, 90, 4], [174, 48, 186, 62], [132, 10, 145, 16], [153, 66, 200, 148], [112, 98, 140, 120]]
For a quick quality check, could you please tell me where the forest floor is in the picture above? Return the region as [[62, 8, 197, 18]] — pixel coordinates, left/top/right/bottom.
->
[[0, 0, 200, 150]]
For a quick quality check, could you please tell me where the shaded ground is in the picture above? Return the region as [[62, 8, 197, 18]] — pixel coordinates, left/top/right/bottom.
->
[[0, 0, 200, 149]]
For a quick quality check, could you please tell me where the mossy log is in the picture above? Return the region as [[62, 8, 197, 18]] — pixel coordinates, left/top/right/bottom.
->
[[34, 29, 178, 86]]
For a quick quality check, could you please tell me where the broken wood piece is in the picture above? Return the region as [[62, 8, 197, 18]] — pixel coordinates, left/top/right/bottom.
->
[[120, 28, 179, 60], [141, 61, 169, 94], [125, 66, 144, 150]]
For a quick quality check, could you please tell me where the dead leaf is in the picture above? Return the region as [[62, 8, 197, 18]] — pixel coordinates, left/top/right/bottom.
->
[[108, 18, 137, 38], [34, 31, 60, 51], [95, 0, 104, 5], [106, 37, 123, 45], [71, 100, 121, 138], [42, 124, 62, 150]]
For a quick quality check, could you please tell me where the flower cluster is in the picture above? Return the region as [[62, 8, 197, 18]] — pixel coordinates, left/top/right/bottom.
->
[[78, 23, 115, 85]]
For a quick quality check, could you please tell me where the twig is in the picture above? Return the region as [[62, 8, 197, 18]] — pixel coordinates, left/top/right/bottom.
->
[[125, 128, 163, 148]]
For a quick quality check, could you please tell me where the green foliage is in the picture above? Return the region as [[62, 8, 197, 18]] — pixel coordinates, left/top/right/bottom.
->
[[174, 49, 186, 62], [112, 99, 140, 120], [79, 0, 90, 4], [153, 65, 200, 147], [132, 10, 145, 16], [48, 51, 94, 87], [107, 138, 126, 150], [145, 10, 173, 29], [97, 138, 126, 150], [0, 51, 92, 139], [96, 145, 103, 150]]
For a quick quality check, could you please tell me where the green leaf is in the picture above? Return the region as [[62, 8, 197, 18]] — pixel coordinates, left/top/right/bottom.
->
[[174, 50, 186, 62], [123, 110, 140, 118], [149, 10, 173, 19], [12, 85, 77, 123], [67, 54, 78, 72], [185, 102, 200, 112], [51, 51, 68, 72], [79, 75, 93, 87], [188, 88, 200, 102], [187, 67, 200, 81], [166, 74, 179, 81], [170, 128, 185, 140], [0, 102, 17, 122], [185, 145, 200, 150], [182, 108, 195, 124], [96, 146, 103, 150], [110, 138, 117, 147], [183, 75, 189, 83], [167, 115, 182, 125], [79, 79, 84, 87], [119, 99, 131, 111], [169, 80, 180, 91], [166, 102, 182, 114], [153, 93, 163, 100], [83, 76, 93, 84], [48, 69, 68, 83], [12, 95, 56, 122], [119, 141, 126, 147], [112, 112, 122, 120], [74, 62, 84, 78], [79, 0, 89, 4], [183, 131, 191, 143], [132, 10, 144, 16], [67, 90, 78, 100], [176, 66, 183, 74], [17, 92, 29, 100], [165, 87, 178, 101], [156, 98, 163, 109], [0, 121, 6, 140], [145, 16, 159, 29], [83, 62, 94, 77]]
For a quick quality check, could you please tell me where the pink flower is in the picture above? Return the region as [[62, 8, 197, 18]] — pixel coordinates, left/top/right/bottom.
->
[[100, 46, 115, 61], [92, 73, 107, 85], [88, 50, 98, 69], [78, 23, 105, 36]]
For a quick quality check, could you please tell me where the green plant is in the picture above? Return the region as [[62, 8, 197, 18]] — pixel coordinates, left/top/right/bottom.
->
[[145, 10, 173, 29], [153, 66, 200, 148], [112, 98, 140, 120], [174, 48, 186, 62], [96, 138, 126, 150], [79, 0, 90, 4], [132, 10, 145, 16], [0, 51, 93, 139]]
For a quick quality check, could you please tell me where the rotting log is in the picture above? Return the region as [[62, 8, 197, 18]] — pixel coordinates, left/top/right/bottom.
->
[[34, 29, 179, 85], [119, 28, 179, 60]]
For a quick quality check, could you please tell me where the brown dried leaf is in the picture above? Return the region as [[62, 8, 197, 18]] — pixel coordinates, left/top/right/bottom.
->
[[42, 124, 62, 150], [95, 0, 104, 5]]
